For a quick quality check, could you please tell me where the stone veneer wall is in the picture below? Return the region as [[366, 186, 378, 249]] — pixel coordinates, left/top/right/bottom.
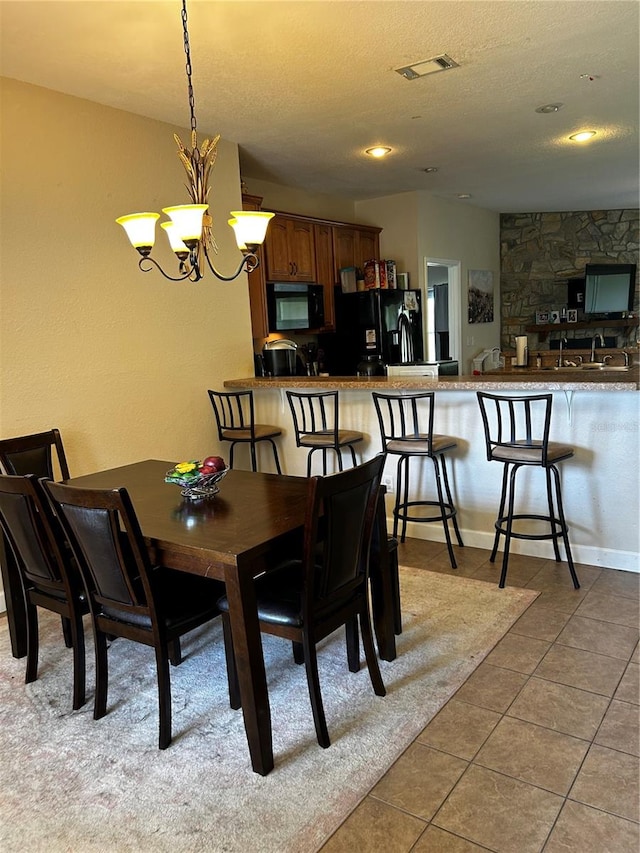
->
[[500, 210, 639, 351]]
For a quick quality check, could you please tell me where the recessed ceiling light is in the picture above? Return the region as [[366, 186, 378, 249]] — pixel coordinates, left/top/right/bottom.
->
[[569, 131, 596, 142], [423, 167, 438, 173], [535, 103, 563, 114], [457, 193, 472, 199], [365, 146, 392, 158]]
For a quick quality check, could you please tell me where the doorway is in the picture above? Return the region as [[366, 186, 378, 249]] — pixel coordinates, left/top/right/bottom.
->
[[424, 258, 461, 364]]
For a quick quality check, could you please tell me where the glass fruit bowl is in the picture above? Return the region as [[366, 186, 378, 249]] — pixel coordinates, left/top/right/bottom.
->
[[164, 462, 229, 499]]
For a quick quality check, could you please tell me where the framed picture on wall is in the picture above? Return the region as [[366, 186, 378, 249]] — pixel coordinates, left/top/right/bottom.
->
[[468, 270, 494, 324]]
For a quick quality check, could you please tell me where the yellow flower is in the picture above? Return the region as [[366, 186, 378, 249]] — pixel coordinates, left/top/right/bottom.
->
[[175, 461, 197, 474]]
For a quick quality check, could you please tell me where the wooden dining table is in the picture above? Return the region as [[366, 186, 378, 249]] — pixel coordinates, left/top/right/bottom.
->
[[53, 459, 397, 775]]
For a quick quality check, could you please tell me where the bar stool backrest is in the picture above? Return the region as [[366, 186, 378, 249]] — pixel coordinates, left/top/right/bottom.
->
[[208, 390, 256, 439], [477, 392, 553, 466], [287, 391, 339, 445], [372, 392, 436, 450]]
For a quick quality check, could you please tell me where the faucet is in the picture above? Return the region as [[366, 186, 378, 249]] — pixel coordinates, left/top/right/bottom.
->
[[557, 337, 568, 368], [590, 334, 605, 362], [623, 350, 630, 367]]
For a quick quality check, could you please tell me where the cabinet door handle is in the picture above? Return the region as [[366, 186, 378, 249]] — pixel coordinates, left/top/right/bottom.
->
[[289, 262, 294, 275], [293, 262, 298, 276]]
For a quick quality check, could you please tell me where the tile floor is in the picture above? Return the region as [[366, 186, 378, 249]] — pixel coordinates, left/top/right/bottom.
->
[[320, 538, 640, 853]]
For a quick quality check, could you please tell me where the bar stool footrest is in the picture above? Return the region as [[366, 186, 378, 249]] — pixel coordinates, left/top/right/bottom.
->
[[395, 500, 458, 525], [495, 513, 567, 541]]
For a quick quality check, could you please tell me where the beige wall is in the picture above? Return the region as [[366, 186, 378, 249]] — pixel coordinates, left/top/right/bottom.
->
[[244, 176, 356, 222], [357, 192, 500, 371], [1, 78, 255, 476]]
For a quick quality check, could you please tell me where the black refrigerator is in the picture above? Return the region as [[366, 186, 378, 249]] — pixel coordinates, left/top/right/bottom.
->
[[320, 288, 424, 376]]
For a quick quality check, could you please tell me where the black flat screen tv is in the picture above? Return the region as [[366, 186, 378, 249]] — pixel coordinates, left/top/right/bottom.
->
[[583, 263, 636, 318]]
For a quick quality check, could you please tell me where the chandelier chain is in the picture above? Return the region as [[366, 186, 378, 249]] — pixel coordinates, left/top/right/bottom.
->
[[181, 0, 197, 137]]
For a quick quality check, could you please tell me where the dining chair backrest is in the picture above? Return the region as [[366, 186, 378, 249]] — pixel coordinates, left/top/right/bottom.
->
[[0, 473, 75, 597], [43, 481, 156, 625], [0, 429, 70, 481], [372, 391, 436, 450], [477, 392, 553, 466], [302, 453, 385, 616]]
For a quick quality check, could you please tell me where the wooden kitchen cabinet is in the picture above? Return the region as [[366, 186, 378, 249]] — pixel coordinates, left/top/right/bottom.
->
[[332, 225, 381, 279], [242, 194, 269, 340], [264, 215, 316, 282], [314, 223, 335, 330]]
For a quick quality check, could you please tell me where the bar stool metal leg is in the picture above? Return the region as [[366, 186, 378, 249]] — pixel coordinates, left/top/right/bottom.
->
[[431, 455, 457, 569]]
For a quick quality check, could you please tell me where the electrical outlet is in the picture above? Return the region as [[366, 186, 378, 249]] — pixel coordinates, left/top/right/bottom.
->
[[382, 474, 395, 494]]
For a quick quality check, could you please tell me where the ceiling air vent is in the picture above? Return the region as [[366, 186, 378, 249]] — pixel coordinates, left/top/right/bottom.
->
[[395, 55, 459, 80]]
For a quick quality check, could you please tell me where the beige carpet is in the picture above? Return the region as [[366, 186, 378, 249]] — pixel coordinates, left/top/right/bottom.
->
[[0, 568, 537, 853]]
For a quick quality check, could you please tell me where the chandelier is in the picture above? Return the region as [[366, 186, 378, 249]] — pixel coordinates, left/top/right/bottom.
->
[[116, 0, 273, 282]]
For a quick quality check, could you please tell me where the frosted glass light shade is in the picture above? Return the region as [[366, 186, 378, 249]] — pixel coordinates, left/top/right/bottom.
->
[[162, 204, 208, 242], [227, 218, 246, 251], [116, 212, 160, 249], [228, 211, 274, 250], [161, 221, 190, 256]]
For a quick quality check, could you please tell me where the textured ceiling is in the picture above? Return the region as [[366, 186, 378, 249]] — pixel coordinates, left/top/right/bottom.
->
[[1, 0, 639, 212]]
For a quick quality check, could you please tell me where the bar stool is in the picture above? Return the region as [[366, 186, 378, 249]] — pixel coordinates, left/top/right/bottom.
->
[[476, 391, 580, 589], [207, 390, 282, 474], [372, 391, 463, 568], [286, 390, 364, 476]]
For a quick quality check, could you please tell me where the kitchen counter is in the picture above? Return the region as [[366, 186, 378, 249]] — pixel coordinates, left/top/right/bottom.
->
[[222, 371, 639, 573], [225, 366, 639, 392]]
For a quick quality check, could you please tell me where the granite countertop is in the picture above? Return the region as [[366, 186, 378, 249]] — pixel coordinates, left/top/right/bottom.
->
[[225, 367, 639, 392]]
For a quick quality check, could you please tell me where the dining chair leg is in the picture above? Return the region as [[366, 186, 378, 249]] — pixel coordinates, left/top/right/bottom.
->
[[61, 615, 73, 648], [93, 630, 109, 720], [70, 612, 86, 710], [302, 633, 330, 748], [292, 641, 305, 664], [168, 638, 182, 666], [221, 613, 241, 710], [156, 644, 172, 750], [24, 601, 39, 684], [345, 618, 360, 672], [359, 603, 386, 697]]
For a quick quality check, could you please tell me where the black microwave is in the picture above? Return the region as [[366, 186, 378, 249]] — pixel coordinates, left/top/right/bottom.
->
[[266, 282, 325, 332]]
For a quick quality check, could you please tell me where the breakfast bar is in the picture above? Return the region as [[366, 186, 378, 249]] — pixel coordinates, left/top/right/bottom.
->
[[225, 369, 640, 573]]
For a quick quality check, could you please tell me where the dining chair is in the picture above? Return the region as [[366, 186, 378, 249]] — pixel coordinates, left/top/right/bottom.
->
[[286, 390, 364, 476], [208, 389, 282, 473], [0, 474, 88, 709], [43, 480, 226, 749], [0, 428, 70, 480], [217, 453, 386, 749]]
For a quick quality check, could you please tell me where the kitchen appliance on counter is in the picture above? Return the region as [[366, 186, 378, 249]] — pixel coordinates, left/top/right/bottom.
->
[[321, 287, 423, 375], [266, 282, 324, 332], [262, 339, 299, 376], [357, 354, 386, 376], [386, 362, 439, 378]]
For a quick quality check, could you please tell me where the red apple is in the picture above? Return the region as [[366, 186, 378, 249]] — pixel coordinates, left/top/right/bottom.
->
[[202, 455, 226, 472]]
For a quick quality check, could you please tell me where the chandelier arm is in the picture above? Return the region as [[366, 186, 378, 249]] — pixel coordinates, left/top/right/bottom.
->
[[138, 255, 199, 282], [202, 246, 260, 282]]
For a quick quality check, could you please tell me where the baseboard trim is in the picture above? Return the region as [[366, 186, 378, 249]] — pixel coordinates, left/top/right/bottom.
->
[[390, 518, 640, 574]]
